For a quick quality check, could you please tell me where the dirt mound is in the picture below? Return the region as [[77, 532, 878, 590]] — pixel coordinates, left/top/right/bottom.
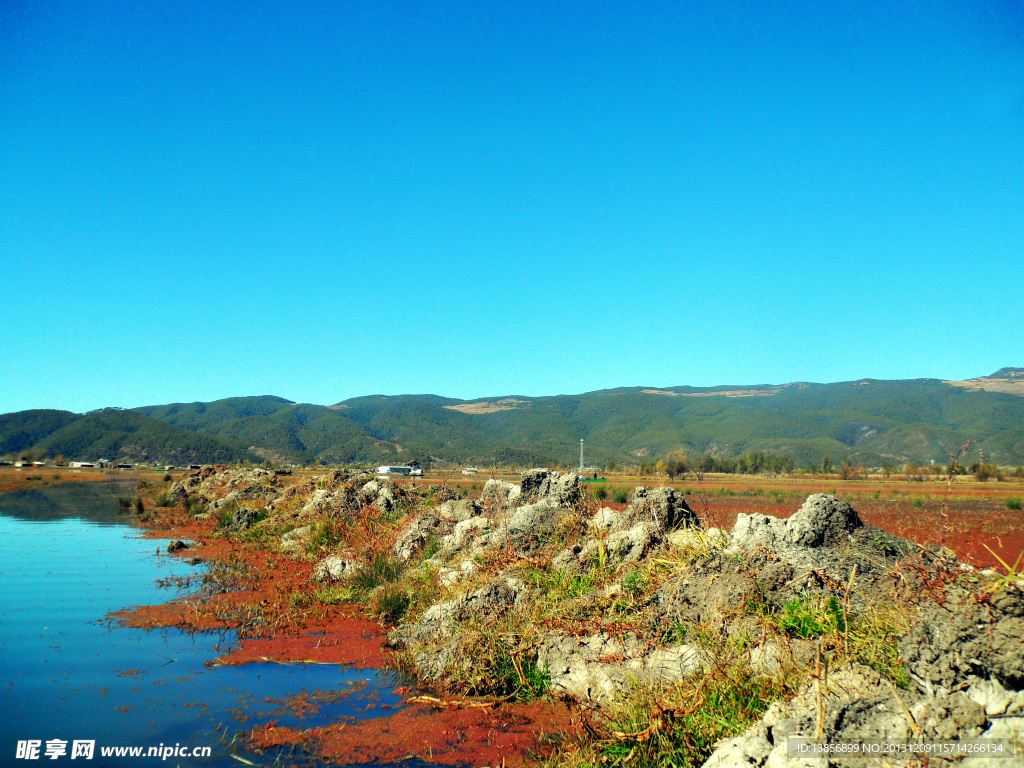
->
[[901, 584, 1024, 694]]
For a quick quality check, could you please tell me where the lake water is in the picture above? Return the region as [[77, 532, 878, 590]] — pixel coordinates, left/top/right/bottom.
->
[[0, 481, 414, 767]]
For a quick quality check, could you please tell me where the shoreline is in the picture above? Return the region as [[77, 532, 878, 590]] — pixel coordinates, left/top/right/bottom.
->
[[115, 499, 580, 766]]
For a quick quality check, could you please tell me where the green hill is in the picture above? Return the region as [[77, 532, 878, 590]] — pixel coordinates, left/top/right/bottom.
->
[[3, 373, 1023, 468], [0, 409, 261, 465]]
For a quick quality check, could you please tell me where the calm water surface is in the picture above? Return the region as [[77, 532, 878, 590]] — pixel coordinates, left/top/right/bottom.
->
[[0, 481, 411, 767]]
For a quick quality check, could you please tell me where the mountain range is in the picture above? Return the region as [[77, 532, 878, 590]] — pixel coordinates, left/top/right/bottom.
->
[[2, 369, 1023, 468]]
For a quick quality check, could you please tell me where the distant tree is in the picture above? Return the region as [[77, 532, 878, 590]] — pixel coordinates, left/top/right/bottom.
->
[[664, 450, 689, 479], [606, 460, 617, 473], [821, 456, 834, 474]]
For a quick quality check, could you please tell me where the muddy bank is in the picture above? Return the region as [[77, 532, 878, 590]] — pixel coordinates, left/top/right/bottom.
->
[[131, 467, 1024, 767]]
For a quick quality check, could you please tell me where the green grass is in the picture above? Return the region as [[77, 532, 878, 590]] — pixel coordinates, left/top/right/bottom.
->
[[350, 553, 404, 593], [545, 668, 790, 768], [1006, 496, 1022, 511], [369, 582, 412, 622], [308, 517, 344, 550], [778, 594, 846, 638]]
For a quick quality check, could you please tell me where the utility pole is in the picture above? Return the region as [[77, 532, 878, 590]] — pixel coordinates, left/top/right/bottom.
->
[[579, 438, 584, 474]]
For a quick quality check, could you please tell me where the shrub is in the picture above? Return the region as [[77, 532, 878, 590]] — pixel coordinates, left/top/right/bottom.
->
[[1007, 497, 1022, 511], [612, 486, 630, 504], [593, 485, 608, 501]]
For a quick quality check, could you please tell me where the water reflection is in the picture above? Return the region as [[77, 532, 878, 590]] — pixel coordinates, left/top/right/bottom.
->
[[0, 482, 412, 767]]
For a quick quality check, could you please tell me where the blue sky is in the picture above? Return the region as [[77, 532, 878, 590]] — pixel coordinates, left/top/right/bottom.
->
[[2, 1, 1022, 414]]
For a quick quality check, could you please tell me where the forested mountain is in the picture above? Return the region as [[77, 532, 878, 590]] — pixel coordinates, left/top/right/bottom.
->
[[3, 371, 1023, 467]]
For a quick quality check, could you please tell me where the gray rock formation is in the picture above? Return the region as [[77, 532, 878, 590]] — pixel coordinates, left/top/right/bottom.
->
[[624, 486, 699, 531], [901, 585, 1024, 694], [313, 554, 361, 582], [536, 632, 706, 705], [393, 512, 453, 560], [481, 479, 520, 509], [519, 469, 583, 507], [280, 525, 311, 554]]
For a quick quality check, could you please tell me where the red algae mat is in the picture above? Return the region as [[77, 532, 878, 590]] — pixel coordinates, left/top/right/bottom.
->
[[253, 700, 578, 766], [117, 509, 581, 766]]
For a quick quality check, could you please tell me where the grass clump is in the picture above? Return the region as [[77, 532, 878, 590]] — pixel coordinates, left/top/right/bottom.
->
[[316, 584, 358, 605], [369, 582, 412, 623], [544, 667, 790, 768], [308, 517, 344, 551], [777, 594, 846, 638], [1006, 496, 1022, 511], [612, 486, 630, 504], [350, 553, 404, 594]]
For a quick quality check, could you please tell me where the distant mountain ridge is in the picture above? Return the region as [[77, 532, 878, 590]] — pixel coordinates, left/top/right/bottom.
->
[[2, 371, 1023, 467]]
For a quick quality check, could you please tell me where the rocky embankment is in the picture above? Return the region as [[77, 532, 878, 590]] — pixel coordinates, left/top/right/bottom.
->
[[163, 467, 1024, 767]]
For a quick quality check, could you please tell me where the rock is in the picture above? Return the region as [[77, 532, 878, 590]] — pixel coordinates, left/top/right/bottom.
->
[[166, 481, 188, 505], [582, 522, 663, 564], [507, 501, 572, 539], [280, 525, 311, 554], [785, 494, 862, 547], [481, 479, 521, 509], [167, 539, 188, 553], [390, 575, 530, 652], [224, 468, 277, 491], [438, 558, 479, 588], [901, 584, 1024, 693], [733, 494, 861, 553], [536, 633, 706, 705], [231, 505, 263, 530], [968, 678, 1023, 717], [911, 693, 988, 740], [624, 486, 699, 531], [702, 663, 918, 768], [589, 507, 625, 531], [443, 516, 492, 552], [393, 513, 452, 560], [436, 499, 481, 522], [360, 478, 404, 514], [519, 470, 582, 507], [428, 485, 462, 503], [313, 555, 360, 582], [302, 489, 333, 516]]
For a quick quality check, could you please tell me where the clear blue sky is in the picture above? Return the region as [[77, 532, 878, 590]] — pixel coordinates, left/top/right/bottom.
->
[[2, 1, 1022, 414]]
